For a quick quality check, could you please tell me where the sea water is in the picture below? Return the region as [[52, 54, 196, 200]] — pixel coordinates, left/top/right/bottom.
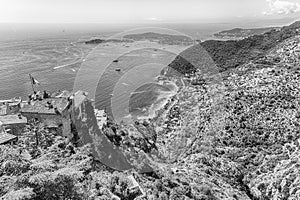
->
[[0, 22, 284, 120]]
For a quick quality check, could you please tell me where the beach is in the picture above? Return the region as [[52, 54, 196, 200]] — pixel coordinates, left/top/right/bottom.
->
[[133, 79, 179, 120]]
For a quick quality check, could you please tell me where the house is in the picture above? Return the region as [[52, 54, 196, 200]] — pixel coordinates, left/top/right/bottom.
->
[[0, 98, 22, 115], [127, 174, 145, 198], [0, 114, 27, 135], [0, 121, 18, 145], [21, 97, 72, 139], [0, 132, 18, 145], [95, 109, 107, 129]]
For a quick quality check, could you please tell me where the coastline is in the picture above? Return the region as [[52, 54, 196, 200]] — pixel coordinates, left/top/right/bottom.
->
[[136, 79, 180, 121]]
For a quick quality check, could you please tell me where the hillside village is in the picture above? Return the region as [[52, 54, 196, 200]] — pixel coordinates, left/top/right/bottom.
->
[[0, 91, 84, 144], [0, 21, 300, 199]]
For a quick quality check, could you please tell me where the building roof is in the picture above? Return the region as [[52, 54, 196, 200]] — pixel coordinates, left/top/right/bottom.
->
[[0, 132, 17, 145], [0, 114, 27, 125], [0, 98, 22, 105], [55, 90, 73, 98], [8, 102, 20, 106], [21, 98, 70, 115]]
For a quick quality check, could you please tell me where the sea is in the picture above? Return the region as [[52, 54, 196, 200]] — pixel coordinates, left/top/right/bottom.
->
[[0, 21, 292, 121]]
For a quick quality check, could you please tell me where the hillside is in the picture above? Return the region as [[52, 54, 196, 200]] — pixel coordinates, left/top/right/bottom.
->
[[120, 21, 300, 199], [1, 21, 300, 200], [195, 21, 300, 71], [213, 27, 280, 40], [138, 33, 300, 199], [99, 22, 300, 199], [123, 32, 194, 45], [85, 32, 194, 45]]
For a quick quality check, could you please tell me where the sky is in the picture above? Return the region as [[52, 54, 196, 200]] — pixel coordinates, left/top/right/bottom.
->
[[0, 0, 300, 23]]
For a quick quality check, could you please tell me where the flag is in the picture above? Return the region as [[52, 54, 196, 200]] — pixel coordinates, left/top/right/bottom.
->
[[29, 74, 40, 85]]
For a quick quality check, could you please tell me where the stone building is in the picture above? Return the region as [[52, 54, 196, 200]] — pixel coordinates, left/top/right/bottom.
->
[[21, 97, 72, 139], [0, 114, 27, 135], [0, 121, 18, 145], [0, 98, 22, 115], [0, 131, 18, 145]]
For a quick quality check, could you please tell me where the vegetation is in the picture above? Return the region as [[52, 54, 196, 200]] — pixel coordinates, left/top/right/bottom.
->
[[1, 21, 300, 200], [171, 21, 300, 73], [213, 27, 279, 39], [123, 32, 194, 45]]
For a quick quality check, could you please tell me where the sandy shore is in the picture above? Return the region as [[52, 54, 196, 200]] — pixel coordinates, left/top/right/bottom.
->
[[136, 79, 179, 120]]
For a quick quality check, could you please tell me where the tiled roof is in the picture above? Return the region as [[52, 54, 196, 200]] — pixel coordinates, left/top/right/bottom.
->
[[21, 98, 70, 115], [0, 132, 17, 144], [55, 90, 73, 98], [8, 102, 20, 106], [0, 98, 20, 104], [0, 114, 27, 125]]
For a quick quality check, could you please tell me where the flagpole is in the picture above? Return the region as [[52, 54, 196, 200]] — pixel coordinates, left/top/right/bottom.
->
[[29, 74, 35, 93]]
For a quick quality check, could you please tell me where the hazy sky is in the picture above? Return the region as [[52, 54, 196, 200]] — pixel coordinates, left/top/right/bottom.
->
[[0, 0, 300, 23]]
